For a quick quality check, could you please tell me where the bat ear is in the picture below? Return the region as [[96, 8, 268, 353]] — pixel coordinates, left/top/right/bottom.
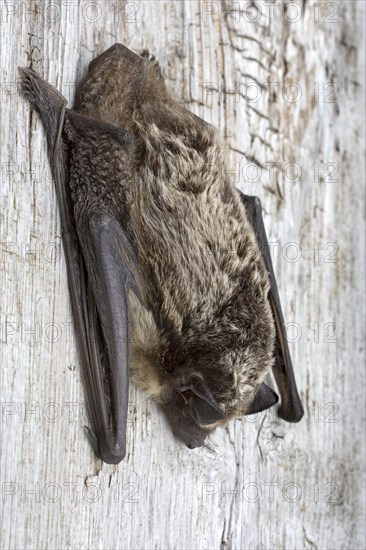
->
[[247, 383, 279, 415], [178, 376, 225, 426]]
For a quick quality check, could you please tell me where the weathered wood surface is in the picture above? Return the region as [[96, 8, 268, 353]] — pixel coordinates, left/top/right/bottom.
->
[[1, 1, 365, 548]]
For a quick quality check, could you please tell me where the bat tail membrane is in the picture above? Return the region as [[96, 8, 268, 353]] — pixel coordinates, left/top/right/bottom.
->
[[238, 192, 304, 423], [19, 68, 137, 463]]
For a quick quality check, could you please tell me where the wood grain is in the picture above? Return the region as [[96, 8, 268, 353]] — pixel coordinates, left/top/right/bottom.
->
[[1, 1, 365, 548]]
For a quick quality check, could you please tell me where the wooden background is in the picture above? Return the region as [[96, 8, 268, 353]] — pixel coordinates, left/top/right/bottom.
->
[[1, 1, 365, 548]]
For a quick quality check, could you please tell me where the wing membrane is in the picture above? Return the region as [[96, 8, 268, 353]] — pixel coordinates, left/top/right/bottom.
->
[[239, 192, 304, 422], [20, 68, 144, 462]]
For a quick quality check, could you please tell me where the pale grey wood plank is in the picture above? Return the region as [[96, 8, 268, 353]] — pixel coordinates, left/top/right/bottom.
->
[[1, 1, 364, 549]]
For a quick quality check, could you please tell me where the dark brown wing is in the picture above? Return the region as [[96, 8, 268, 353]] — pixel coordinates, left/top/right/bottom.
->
[[239, 192, 304, 422], [19, 68, 146, 463]]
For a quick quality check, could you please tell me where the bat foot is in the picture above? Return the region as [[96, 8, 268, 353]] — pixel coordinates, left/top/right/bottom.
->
[[19, 67, 66, 113], [140, 49, 164, 79]]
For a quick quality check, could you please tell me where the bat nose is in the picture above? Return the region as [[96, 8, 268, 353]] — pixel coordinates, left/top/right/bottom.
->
[[176, 422, 209, 449], [186, 439, 205, 449]]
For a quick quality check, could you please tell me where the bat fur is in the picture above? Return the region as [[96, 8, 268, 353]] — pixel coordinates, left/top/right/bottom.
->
[[75, 45, 275, 414], [19, 44, 302, 461]]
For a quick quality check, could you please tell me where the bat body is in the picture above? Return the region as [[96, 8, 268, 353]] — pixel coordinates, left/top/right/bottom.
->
[[20, 44, 303, 463]]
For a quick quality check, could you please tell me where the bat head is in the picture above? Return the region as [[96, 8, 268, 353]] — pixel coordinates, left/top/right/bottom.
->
[[161, 364, 279, 449], [156, 288, 279, 448], [161, 373, 225, 448]]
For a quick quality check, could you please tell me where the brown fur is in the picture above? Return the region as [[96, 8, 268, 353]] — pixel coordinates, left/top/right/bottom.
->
[[75, 45, 276, 427]]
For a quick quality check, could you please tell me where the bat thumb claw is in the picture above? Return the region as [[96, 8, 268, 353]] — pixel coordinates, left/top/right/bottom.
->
[[83, 426, 126, 464]]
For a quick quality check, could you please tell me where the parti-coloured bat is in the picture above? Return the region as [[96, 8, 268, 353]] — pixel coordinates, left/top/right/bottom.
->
[[20, 44, 303, 464]]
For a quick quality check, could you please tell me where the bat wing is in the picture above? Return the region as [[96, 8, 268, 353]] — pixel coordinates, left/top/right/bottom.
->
[[20, 68, 144, 463], [239, 192, 304, 422]]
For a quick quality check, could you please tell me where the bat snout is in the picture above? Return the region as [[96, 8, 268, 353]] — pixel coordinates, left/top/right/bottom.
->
[[161, 394, 211, 449], [173, 424, 208, 450], [185, 435, 207, 449]]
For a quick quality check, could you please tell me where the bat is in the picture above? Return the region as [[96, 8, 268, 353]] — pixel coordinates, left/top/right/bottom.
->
[[19, 43, 303, 464]]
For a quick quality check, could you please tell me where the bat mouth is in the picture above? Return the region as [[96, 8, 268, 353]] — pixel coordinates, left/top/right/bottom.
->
[[185, 438, 206, 450]]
